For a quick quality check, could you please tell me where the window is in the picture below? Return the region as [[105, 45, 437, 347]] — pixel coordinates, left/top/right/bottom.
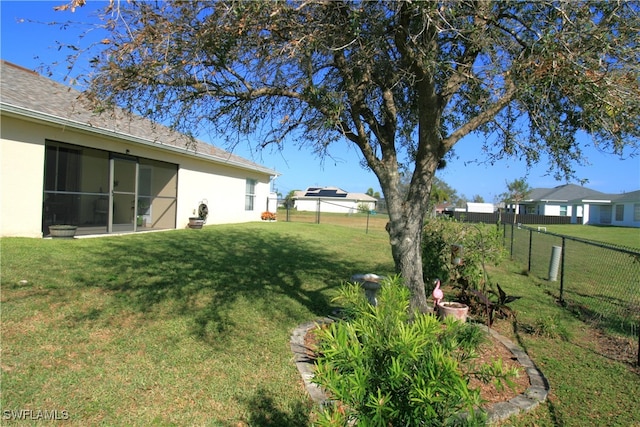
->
[[615, 205, 624, 222], [245, 179, 257, 211], [559, 205, 567, 216], [44, 143, 81, 192], [600, 206, 612, 224], [634, 204, 640, 222]]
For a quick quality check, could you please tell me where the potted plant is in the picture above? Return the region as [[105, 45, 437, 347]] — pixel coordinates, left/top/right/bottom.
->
[[188, 203, 209, 229], [48, 224, 78, 238], [437, 301, 469, 322], [188, 217, 205, 229]]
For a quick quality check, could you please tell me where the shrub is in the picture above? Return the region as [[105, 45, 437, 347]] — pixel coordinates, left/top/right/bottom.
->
[[260, 211, 277, 221], [357, 203, 371, 213], [471, 283, 521, 328], [422, 218, 506, 302], [311, 276, 517, 426]]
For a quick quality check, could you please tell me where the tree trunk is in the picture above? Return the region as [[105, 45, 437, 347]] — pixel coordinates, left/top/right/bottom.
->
[[386, 211, 429, 314]]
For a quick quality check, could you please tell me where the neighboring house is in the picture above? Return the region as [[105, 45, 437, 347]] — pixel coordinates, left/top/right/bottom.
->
[[0, 60, 278, 238], [579, 190, 640, 227], [293, 187, 377, 213], [517, 184, 640, 227], [466, 202, 495, 213], [440, 203, 494, 215]]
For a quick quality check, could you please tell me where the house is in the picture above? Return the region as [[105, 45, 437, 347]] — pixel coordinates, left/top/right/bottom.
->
[[466, 202, 495, 213], [293, 187, 377, 213], [578, 190, 640, 227], [0, 60, 279, 238], [517, 184, 640, 227]]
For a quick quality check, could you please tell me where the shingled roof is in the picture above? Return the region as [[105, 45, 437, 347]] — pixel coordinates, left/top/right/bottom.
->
[[526, 184, 609, 202], [0, 60, 278, 176]]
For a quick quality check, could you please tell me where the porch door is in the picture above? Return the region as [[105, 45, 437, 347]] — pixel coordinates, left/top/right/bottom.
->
[[110, 155, 138, 233]]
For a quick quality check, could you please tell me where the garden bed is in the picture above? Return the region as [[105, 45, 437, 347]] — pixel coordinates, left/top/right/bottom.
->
[[303, 322, 530, 406]]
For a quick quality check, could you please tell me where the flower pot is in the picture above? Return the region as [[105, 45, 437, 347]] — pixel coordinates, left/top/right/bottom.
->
[[188, 217, 204, 229], [48, 225, 77, 238], [437, 301, 469, 322]]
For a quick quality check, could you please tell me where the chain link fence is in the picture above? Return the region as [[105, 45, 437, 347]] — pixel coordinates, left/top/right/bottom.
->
[[280, 200, 389, 234], [504, 223, 640, 365]]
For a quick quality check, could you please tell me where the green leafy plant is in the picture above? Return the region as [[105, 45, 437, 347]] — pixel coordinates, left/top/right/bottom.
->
[[422, 219, 509, 322], [312, 275, 518, 426], [471, 283, 521, 328], [531, 315, 572, 340], [421, 217, 455, 285], [422, 219, 505, 292]]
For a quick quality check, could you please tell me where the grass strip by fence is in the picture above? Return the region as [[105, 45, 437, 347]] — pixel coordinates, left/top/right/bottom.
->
[[504, 223, 640, 366]]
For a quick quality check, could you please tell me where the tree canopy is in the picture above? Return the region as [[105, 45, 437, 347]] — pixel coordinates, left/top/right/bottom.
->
[[58, 0, 639, 312]]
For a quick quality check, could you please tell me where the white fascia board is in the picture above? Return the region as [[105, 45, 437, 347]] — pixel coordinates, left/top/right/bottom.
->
[[581, 199, 612, 203]]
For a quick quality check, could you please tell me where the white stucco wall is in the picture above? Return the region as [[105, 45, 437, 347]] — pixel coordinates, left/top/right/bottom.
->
[[534, 203, 573, 217], [0, 114, 274, 237], [583, 203, 640, 227], [176, 155, 272, 226], [0, 117, 46, 237], [611, 203, 639, 227], [466, 202, 494, 213]]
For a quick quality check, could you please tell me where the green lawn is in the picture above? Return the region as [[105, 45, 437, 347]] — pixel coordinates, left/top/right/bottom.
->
[[506, 223, 640, 340], [530, 223, 640, 250], [1, 222, 638, 426]]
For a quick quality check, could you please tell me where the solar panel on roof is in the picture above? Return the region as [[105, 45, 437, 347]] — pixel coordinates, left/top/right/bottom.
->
[[312, 189, 346, 197]]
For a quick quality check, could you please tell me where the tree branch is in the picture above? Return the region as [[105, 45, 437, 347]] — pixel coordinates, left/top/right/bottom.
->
[[444, 77, 517, 149]]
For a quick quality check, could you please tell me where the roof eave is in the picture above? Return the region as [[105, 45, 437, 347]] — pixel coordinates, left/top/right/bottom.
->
[[1, 102, 279, 177]]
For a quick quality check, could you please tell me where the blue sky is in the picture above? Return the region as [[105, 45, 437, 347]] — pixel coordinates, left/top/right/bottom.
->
[[2, 1, 639, 201]]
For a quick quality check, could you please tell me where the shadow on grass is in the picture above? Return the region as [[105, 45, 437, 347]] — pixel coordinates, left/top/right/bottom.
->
[[237, 387, 312, 426], [561, 291, 640, 339], [69, 226, 375, 343]]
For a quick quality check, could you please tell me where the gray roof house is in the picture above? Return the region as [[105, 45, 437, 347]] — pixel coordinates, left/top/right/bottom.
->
[[518, 184, 640, 227], [0, 60, 278, 237]]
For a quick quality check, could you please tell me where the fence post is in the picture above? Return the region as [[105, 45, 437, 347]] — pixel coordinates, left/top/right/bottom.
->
[[286, 205, 290, 222], [366, 210, 370, 234], [510, 223, 515, 258], [528, 229, 533, 272], [559, 237, 566, 304], [316, 199, 321, 224]]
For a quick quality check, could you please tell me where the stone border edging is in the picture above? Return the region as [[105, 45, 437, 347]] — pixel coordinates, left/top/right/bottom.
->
[[290, 318, 549, 424], [290, 318, 336, 407], [483, 327, 549, 424]]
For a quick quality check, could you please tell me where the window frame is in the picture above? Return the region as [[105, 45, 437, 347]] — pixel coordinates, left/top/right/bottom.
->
[[245, 178, 257, 211]]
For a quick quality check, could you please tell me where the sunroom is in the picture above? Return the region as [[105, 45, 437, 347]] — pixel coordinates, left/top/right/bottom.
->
[[43, 140, 178, 236]]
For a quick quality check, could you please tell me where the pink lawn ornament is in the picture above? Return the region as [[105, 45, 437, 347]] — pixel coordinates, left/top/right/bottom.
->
[[432, 278, 443, 309]]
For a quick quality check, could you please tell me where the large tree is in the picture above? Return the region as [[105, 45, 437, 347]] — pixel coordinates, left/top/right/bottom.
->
[[58, 0, 639, 313]]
